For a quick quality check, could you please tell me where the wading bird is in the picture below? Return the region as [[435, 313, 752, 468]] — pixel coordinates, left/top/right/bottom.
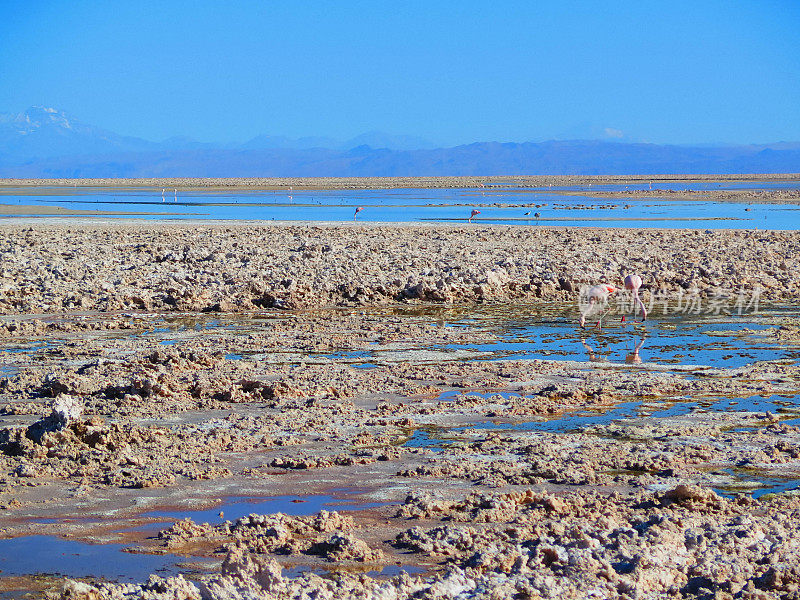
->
[[469, 209, 481, 223], [579, 284, 616, 329], [354, 206, 364, 220], [161, 188, 165, 202], [623, 274, 647, 322]]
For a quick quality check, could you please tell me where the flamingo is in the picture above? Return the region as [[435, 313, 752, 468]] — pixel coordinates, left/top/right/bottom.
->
[[579, 284, 616, 329], [469, 209, 481, 223], [354, 206, 363, 220], [623, 274, 647, 322]]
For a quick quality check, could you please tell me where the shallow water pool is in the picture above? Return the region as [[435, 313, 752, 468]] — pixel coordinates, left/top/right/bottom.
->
[[4, 185, 800, 229], [0, 535, 210, 582], [424, 303, 800, 368]]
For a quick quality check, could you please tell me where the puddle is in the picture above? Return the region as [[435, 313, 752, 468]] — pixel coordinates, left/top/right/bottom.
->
[[143, 493, 384, 525], [706, 394, 800, 415], [403, 428, 452, 451], [0, 494, 384, 585], [0, 536, 214, 582], [713, 468, 800, 499], [427, 303, 800, 369], [0, 342, 50, 354], [314, 350, 373, 361], [310, 349, 379, 368], [449, 402, 645, 435], [449, 391, 800, 436], [439, 390, 800, 497], [404, 397, 698, 445]]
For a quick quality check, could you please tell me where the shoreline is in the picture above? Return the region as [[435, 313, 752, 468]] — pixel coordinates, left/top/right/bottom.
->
[[1, 173, 800, 191]]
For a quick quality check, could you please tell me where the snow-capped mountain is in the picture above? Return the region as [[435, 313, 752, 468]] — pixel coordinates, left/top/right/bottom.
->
[[1, 106, 799, 177], [0, 106, 157, 159], [0, 107, 437, 160]]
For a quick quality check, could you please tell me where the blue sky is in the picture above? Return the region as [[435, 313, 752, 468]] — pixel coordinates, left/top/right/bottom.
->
[[1, 1, 799, 145]]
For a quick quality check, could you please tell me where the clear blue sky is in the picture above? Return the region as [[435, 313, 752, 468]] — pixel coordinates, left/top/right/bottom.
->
[[1, 0, 799, 145]]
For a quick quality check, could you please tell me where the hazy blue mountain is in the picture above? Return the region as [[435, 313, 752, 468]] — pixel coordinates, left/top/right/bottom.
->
[[238, 134, 341, 150], [239, 131, 435, 151], [0, 106, 158, 159], [1, 107, 799, 177], [341, 131, 436, 151]]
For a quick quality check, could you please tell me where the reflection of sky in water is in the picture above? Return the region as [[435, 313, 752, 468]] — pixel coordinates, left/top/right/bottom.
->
[[144, 494, 383, 524], [0, 494, 383, 582], [1, 304, 796, 371], [5, 185, 800, 228], [451, 393, 800, 435], [434, 304, 799, 369], [714, 469, 800, 499], [402, 302, 800, 496], [409, 389, 800, 497], [0, 535, 212, 581]]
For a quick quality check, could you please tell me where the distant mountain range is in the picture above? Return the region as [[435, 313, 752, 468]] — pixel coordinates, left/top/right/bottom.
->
[[1, 106, 799, 178]]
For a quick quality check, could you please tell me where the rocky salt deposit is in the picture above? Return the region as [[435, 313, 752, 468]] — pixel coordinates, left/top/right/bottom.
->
[[0, 225, 797, 314], [0, 220, 797, 598]]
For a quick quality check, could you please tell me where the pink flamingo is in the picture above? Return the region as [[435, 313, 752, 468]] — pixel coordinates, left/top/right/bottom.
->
[[623, 274, 647, 322], [579, 284, 616, 329], [354, 206, 363, 220], [469, 209, 481, 223]]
